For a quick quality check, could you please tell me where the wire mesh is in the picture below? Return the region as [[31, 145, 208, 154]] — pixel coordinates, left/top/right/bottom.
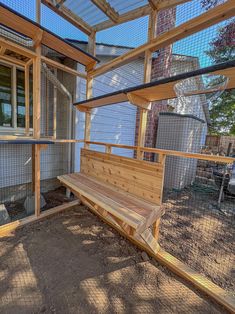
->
[[0, 144, 33, 223], [40, 143, 75, 212]]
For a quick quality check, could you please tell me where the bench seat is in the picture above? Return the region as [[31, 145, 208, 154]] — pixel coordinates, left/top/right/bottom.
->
[[58, 172, 162, 233]]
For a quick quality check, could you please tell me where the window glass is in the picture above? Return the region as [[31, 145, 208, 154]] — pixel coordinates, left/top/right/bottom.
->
[[16, 69, 33, 128], [0, 64, 12, 127], [16, 69, 25, 128]]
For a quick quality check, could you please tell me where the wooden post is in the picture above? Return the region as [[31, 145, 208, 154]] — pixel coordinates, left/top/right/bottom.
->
[[84, 32, 96, 149], [33, 2, 41, 217], [33, 48, 41, 139], [53, 69, 57, 139], [32, 144, 41, 217], [137, 9, 157, 160], [105, 145, 112, 154], [36, 0, 41, 24], [153, 153, 166, 240]]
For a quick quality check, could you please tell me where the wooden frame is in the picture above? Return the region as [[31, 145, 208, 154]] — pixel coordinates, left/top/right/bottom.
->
[[0, 1, 234, 312], [90, 0, 235, 77], [0, 3, 98, 66]]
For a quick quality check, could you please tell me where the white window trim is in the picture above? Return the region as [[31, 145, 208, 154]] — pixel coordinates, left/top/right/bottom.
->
[[0, 59, 33, 134]]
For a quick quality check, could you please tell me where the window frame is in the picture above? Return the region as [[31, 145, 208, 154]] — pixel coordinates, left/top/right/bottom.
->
[[0, 59, 33, 134]]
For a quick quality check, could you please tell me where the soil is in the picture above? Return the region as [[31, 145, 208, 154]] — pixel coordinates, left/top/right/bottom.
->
[[161, 186, 235, 293], [5, 187, 74, 221], [0, 205, 229, 314]]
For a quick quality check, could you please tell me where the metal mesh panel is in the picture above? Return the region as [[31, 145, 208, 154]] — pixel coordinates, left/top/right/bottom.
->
[[0, 144, 33, 223], [40, 143, 75, 211]]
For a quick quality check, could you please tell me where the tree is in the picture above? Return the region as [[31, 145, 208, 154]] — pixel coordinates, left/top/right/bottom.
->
[[201, 0, 235, 135]]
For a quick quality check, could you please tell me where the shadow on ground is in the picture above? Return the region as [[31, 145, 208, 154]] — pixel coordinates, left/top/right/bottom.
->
[[0, 205, 228, 314]]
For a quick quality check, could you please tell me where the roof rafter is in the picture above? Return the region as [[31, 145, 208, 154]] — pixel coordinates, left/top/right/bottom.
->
[[41, 0, 94, 35], [91, 0, 235, 77], [94, 5, 151, 32], [148, 0, 192, 10], [91, 0, 119, 23]]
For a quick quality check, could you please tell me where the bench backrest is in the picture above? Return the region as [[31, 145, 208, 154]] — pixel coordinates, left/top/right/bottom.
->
[[80, 149, 165, 205]]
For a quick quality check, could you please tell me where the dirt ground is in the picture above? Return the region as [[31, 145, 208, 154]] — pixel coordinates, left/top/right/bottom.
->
[[6, 187, 74, 221], [161, 187, 235, 293], [0, 205, 229, 314]]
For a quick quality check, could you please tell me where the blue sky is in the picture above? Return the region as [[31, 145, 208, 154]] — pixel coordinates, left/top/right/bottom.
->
[[0, 0, 227, 68]]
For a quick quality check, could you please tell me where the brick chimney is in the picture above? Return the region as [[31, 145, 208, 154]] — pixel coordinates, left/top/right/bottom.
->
[[135, 8, 176, 160]]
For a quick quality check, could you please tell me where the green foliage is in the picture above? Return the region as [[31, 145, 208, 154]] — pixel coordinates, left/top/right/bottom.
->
[[209, 90, 235, 135], [200, 1, 235, 135]]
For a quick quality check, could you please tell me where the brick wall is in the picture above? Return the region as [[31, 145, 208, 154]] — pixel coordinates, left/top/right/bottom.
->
[[135, 8, 176, 160]]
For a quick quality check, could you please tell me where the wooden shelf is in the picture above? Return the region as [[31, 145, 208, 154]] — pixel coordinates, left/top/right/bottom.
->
[[0, 139, 54, 145], [74, 60, 235, 111], [0, 3, 99, 67]]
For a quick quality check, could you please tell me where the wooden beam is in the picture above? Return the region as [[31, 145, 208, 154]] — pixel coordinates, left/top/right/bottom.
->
[[149, 0, 191, 10], [0, 55, 26, 67], [41, 0, 93, 36], [0, 200, 80, 237], [94, 5, 151, 31], [36, 0, 41, 23], [33, 49, 41, 139], [127, 93, 151, 110], [0, 46, 6, 55], [84, 141, 235, 163], [91, 0, 119, 23], [33, 28, 43, 48], [0, 3, 97, 66], [33, 144, 41, 217], [137, 10, 157, 160], [84, 80, 92, 149], [84, 33, 96, 149], [88, 31, 96, 57], [91, 0, 235, 77], [53, 69, 57, 139], [0, 37, 37, 59], [41, 56, 86, 79]]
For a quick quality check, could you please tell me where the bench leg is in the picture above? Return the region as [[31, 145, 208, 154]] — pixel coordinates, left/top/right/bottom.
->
[[140, 228, 160, 254], [153, 218, 161, 240]]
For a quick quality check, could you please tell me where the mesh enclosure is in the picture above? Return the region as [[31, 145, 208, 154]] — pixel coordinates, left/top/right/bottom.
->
[[160, 156, 235, 292], [40, 143, 75, 212], [0, 144, 33, 223], [0, 143, 76, 225]]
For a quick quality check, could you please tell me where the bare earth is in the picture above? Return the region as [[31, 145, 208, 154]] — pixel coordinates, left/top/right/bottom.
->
[[0, 205, 228, 314]]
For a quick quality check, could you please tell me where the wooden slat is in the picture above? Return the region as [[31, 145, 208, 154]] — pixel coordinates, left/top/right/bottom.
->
[[81, 149, 163, 174], [41, 56, 87, 79], [94, 5, 151, 31], [81, 149, 163, 204], [149, 0, 191, 10], [76, 173, 159, 216], [42, 0, 93, 35], [58, 172, 161, 234], [58, 174, 145, 229], [0, 200, 80, 237], [91, 0, 119, 23], [90, 0, 235, 77]]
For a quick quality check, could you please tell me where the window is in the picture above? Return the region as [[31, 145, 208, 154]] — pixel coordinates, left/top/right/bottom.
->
[[0, 62, 33, 130], [0, 64, 12, 127]]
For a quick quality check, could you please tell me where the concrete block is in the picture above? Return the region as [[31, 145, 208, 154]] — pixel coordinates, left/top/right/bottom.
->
[[0, 204, 11, 226], [24, 194, 47, 216]]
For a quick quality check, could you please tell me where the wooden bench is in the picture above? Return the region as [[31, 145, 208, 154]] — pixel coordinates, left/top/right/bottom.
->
[[58, 149, 165, 253]]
